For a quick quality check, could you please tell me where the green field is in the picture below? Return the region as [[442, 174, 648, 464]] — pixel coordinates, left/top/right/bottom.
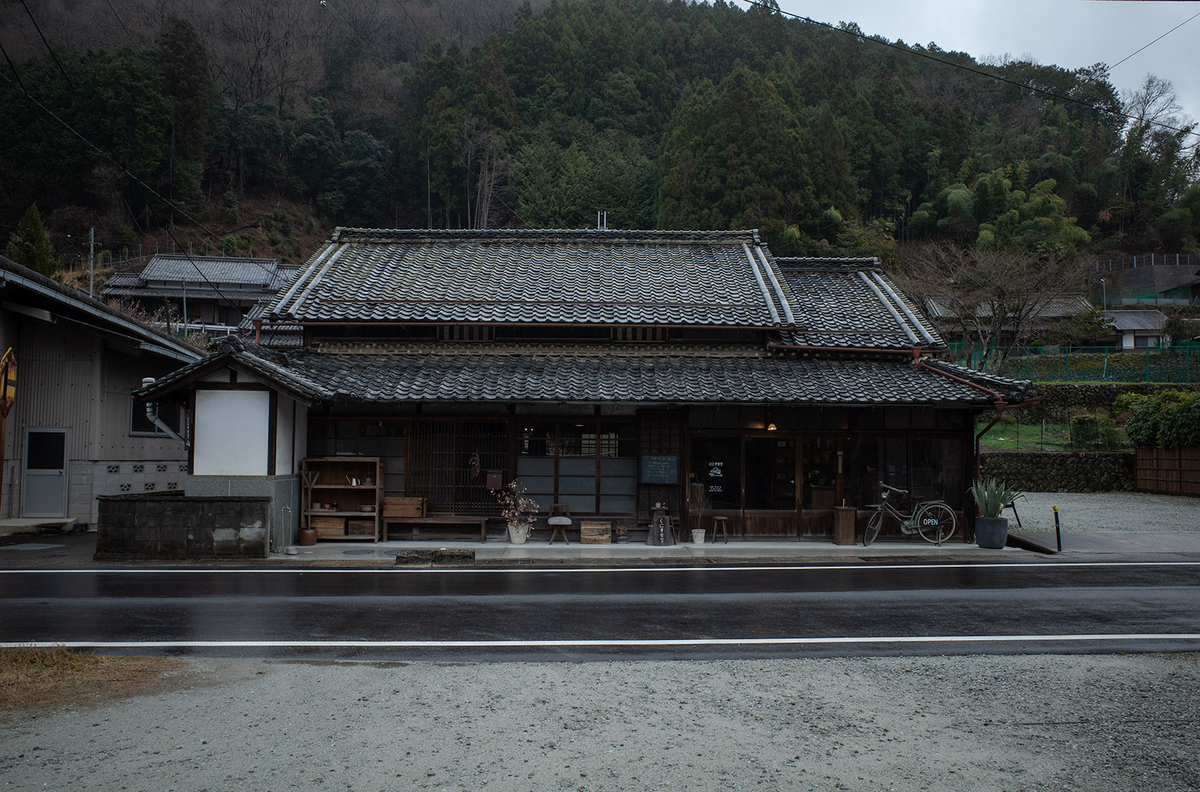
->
[[976, 420, 1132, 452]]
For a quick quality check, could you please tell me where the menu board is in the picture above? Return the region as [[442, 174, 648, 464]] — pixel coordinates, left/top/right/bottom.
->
[[640, 455, 678, 484]]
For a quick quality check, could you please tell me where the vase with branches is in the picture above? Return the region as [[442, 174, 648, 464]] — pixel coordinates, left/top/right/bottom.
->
[[492, 479, 539, 544]]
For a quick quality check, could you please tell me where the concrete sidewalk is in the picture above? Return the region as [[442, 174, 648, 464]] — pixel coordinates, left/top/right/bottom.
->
[[1, 489, 1196, 568]]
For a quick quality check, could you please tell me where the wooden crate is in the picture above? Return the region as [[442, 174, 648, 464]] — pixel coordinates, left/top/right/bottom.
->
[[347, 519, 376, 536], [579, 520, 612, 544], [311, 515, 345, 537], [383, 497, 426, 518]]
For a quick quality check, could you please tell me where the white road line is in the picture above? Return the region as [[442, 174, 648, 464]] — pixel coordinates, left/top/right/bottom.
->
[[2, 561, 1200, 575], [3, 634, 1200, 650]]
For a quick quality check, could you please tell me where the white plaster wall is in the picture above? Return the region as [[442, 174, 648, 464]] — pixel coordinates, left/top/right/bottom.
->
[[194, 390, 270, 475], [1122, 330, 1135, 349]]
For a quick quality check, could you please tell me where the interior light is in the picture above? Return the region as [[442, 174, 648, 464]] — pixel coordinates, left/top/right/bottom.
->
[[767, 423, 778, 431]]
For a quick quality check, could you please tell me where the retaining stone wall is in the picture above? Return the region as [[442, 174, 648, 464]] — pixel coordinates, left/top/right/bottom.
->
[[981, 451, 1136, 493], [96, 493, 270, 558]]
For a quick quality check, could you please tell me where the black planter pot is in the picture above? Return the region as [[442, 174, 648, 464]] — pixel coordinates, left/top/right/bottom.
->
[[975, 517, 1009, 549]]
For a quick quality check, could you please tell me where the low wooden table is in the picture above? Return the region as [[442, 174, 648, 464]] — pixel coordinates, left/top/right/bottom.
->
[[385, 516, 489, 543]]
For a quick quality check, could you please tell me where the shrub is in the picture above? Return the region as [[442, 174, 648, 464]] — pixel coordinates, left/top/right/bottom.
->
[[1121, 389, 1200, 448]]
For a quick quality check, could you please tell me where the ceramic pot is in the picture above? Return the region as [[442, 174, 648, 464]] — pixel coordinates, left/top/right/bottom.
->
[[692, 528, 706, 544], [975, 517, 1009, 549], [507, 524, 530, 545], [298, 528, 318, 547]]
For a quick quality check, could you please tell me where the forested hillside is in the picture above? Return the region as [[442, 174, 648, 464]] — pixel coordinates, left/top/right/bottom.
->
[[2, 0, 1198, 270]]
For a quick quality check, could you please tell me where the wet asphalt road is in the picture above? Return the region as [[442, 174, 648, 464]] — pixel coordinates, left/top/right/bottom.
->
[[3, 563, 1199, 659]]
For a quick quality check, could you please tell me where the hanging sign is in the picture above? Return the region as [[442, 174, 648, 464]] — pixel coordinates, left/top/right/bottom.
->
[[0, 348, 15, 419]]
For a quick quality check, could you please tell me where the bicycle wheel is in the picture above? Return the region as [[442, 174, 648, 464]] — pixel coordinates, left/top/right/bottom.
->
[[915, 502, 957, 544], [863, 510, 884, 546]]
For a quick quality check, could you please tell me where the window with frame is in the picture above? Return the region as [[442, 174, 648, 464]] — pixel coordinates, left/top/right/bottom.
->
[[131, 400, 184, 437], [517, 421, 637, 515]]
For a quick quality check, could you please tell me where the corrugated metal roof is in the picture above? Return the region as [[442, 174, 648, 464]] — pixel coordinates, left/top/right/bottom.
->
[[1104, 309, 1168, 331], [268, 228, 795, 327]]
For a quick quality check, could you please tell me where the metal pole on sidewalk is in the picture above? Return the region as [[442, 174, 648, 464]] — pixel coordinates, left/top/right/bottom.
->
[[1054, 505, 1062, 553]]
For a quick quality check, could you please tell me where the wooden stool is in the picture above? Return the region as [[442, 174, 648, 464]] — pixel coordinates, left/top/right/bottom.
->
[[710, 516, 730, 543], [548, 503, 571, 545]]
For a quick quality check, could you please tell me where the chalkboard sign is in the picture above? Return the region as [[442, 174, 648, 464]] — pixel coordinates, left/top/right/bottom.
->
[[640, 455, 678, 484]]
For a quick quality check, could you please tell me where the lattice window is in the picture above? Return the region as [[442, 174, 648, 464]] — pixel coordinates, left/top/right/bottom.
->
[[611, 326, 668, 342], [437, 325, 494, 342], [409, 419, 508, 516]]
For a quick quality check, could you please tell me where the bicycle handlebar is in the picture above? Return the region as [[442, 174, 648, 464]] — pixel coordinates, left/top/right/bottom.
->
[[877, 481, 909, 495]]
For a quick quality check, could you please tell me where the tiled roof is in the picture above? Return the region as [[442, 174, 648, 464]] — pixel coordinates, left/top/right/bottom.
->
[[924, 294, 1093, 320], [144, 338, 1032, 407], [267, 228, 797, 327], [141, 254, 281, 287], [774, 260, 943, 349]]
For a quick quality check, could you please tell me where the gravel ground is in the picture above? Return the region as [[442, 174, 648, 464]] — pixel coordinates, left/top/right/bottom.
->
[[3, 653, 1199, 792], [1015, 492, 1200, 533]]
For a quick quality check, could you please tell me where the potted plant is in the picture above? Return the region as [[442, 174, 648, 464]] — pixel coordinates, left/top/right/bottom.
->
[[614, 524, 629, 544], [689, 481, 710, 544], [492, 479, 539, 545], [969, 477, 1018, 549]]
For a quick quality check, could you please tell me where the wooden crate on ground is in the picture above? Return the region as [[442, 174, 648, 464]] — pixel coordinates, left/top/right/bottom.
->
[[384, 497, 426, 518], [580, 520, 612, 544]]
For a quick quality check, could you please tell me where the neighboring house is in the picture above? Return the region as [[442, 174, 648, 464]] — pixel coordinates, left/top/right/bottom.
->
[[101, 254, 299, 335], [923, 294, 1094, 335], [138, 229, 1036, 544], [1097, 254, 1200, 306], [0, 255, 201, 526], [1104, 309, 1169, 349]]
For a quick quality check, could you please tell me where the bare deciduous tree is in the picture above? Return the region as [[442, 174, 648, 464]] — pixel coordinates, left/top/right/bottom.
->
[[896, 243, 1089, 373]]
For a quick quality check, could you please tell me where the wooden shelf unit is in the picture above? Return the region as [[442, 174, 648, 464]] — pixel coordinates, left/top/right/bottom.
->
[[302, 457, 384, 541]]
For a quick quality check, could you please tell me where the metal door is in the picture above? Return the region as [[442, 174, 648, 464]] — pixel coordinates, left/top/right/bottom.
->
[[22, 428, 68, 518]]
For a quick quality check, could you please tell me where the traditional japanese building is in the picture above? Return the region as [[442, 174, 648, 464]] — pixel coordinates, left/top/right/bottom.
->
[[137, 229, 1037, 545]]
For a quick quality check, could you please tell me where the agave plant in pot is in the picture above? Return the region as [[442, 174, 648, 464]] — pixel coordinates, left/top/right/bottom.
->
[[969, 477, 1018, 549], [492, 479, 539, 545]]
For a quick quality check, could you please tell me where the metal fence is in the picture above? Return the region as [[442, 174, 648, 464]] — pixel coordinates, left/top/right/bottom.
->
[[995, 346, 1200, 384]]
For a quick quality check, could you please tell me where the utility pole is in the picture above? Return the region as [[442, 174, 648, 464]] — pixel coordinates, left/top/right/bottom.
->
[[88, 228, 95, 297]]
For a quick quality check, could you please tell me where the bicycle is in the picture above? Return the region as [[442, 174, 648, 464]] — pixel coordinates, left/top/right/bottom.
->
[[862, 482, 957, 546]]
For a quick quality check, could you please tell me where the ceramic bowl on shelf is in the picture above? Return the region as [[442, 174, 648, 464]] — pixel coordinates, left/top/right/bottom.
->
[[359, 505, 376, 513]]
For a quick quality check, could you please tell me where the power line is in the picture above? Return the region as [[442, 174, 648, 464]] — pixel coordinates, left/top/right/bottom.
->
[[1109, 8, 1200, 71], [737, 0, 1199, 140], [18, 0, 73, 89], [0, 68, 266, 313]]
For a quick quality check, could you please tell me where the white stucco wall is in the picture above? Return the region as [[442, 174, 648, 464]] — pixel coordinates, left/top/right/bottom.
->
[[194, 390, 270, 475]]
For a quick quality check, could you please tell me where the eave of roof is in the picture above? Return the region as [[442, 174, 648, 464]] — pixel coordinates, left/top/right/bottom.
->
[[0, 255, 201, 363]]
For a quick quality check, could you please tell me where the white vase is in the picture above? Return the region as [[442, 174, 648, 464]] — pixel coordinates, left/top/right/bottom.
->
[[507, 524, 529, 545]]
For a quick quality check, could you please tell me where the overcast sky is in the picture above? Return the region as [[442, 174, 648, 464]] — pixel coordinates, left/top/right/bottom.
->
[[759, 0, 1200, 128]]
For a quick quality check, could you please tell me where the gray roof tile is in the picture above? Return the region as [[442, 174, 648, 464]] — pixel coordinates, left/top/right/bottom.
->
[[269, 229, 793, 327], [152, 340, 1031, 406]]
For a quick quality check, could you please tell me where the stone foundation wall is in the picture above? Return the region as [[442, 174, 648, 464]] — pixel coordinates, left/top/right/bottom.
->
[[96, 493, 270, 558], [981, 451, 1136, 493]]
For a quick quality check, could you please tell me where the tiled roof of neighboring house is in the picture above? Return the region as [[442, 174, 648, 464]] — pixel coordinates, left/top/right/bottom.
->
[[142, 254, 282, 287], [0, 255, 201, 363], [773, 259, 943, 350], [1104, 309, 1168, 332], [924, 294, 1093, 320], [100, 257, 298, 303], [238, 300, 304, 348], [138, 337, 1035, 407], [267, 228, 799, 328]]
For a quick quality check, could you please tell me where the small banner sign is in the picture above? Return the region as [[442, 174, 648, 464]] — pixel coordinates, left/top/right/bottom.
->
[[0, 348, 15, 419]]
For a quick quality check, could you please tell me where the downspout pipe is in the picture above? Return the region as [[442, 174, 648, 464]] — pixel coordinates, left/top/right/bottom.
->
[[141, 377, 189, 448]]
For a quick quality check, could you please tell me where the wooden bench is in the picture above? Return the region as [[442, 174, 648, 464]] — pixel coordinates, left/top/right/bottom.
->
[[385, 516, 489, 543]]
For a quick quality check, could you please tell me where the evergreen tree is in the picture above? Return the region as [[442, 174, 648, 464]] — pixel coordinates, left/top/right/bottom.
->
[[8, 204, 57, 277]]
